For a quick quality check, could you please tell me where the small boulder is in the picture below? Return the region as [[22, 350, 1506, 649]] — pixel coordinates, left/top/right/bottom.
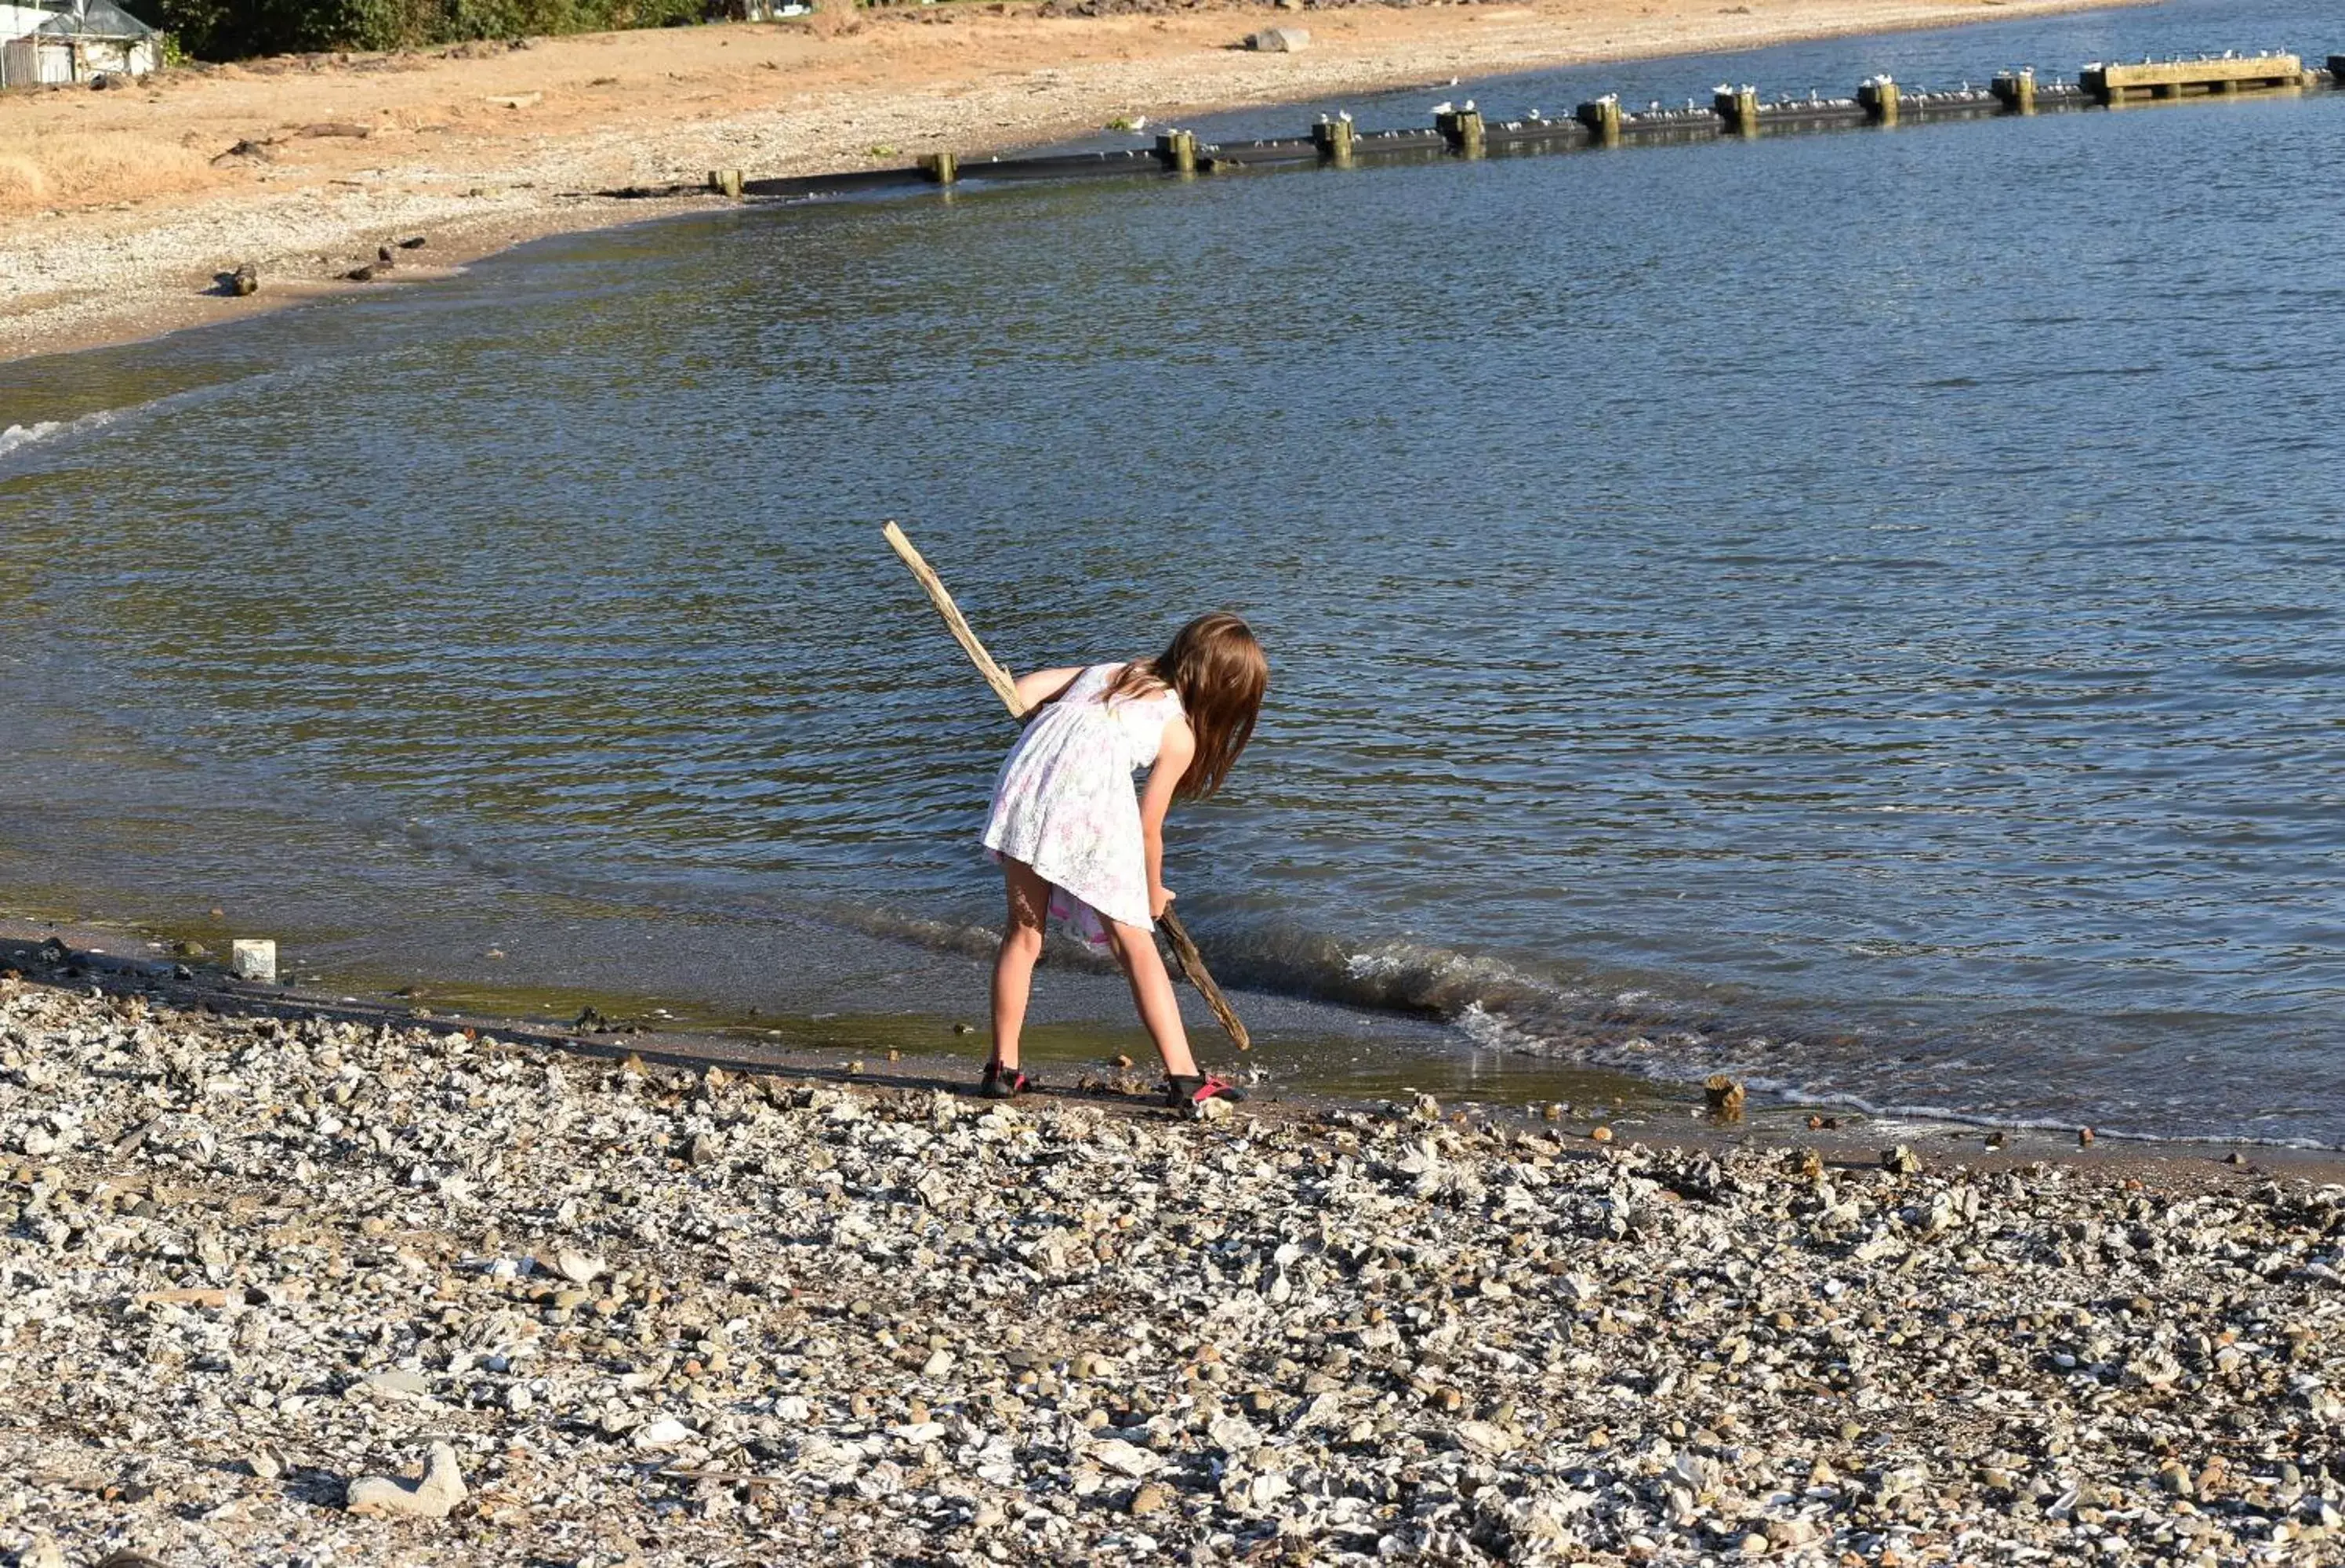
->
[[1246, 27, 1309, 53]]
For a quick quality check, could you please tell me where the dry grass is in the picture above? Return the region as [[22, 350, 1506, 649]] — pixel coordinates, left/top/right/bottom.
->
[[0, 130, 220, 213]]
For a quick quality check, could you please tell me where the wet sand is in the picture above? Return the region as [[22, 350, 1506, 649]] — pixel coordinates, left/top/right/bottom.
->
[[0, 0, 2148, 365], [6, 910, 2334, 1182]]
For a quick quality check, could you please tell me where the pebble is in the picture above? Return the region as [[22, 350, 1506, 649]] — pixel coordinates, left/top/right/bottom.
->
[[2, 975, 2342, 1566], [555, 1249, 606, 1284]]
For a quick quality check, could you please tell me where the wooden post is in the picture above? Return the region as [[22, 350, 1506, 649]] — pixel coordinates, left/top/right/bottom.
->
[[1154, 129, 1197, 174], [917, 152, 957, 185], [1714, 84, 1760, 135], [707, 169, 743, 199], [1311, 114, 1355, 165], [1434, 106, 1485, 156], [1858, 75, 1900, 125], [1991, 67, 2037, 114], [1576, 96, 1621, 147], [880, 522, 1254, 1054]]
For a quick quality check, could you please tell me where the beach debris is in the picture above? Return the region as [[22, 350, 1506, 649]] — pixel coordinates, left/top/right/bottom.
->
[[2078, 1125, 2096, 1145], [210, 138, 274, 165], [1881, 1144, 1921, 1175], [228, 937, 275, 982], [296, 122, 372, 138], [1246, 27, 1310, 53], [342, 265, 377, 282], [343, 1441, 468, 1519], [1703, 1073, 1746, 1122], [397, 235, 428, 249], [224, 261, 260, 297], [484, 92, 543, 110]]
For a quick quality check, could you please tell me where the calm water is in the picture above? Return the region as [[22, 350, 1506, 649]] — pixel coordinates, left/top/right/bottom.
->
[[4, 0, 2343, 1141]]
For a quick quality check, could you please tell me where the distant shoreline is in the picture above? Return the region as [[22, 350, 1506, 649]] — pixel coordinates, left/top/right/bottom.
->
[[0, 0, 2152, 365]]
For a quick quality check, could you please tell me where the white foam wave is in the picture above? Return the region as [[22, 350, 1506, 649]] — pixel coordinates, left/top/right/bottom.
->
[[0, 407, 124, 463]]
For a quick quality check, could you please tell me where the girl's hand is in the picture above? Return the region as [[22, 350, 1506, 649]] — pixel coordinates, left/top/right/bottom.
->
[[1150, 884, 1176, 920]]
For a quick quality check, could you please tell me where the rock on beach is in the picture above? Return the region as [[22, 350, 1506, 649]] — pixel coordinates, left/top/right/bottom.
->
[[2, 966, 2344, 1565]]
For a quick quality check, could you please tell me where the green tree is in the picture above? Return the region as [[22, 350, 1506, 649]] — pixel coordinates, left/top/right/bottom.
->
[[145, 0, 714, 60]]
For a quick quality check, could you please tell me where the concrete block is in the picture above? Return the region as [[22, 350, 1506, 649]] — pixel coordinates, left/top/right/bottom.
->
[[230, 938, 276, 984]]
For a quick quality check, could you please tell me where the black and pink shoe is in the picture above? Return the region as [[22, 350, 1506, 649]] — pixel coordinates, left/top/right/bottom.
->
[[978, 1060, 1036, 1100], [1167, 1073, 1247, 1110]]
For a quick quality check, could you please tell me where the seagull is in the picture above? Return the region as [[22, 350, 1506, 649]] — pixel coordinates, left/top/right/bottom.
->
[[1432, 100, 1454, 115], [1338, 110, 1352, 123]]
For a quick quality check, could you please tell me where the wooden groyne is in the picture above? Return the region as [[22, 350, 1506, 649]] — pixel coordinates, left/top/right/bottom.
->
[[624, 49, 2340, 207]]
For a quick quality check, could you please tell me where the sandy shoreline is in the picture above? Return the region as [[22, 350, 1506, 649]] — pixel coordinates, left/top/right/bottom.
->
[[0, 0, 2149, 367], [7, 930, 2345, 1566]]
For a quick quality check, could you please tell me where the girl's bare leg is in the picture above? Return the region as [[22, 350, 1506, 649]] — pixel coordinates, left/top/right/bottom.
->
[[990, 859, 1051, 1070], [1103, 919, 1200, 1080]]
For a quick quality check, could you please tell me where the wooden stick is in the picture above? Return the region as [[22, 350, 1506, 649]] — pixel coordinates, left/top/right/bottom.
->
[[881, 520, 1252, 1054], [884, 523, 1021, 719], [1155, 909, 1251, 1053]]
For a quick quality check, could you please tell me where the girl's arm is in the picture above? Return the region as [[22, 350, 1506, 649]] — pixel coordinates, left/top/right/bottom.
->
[[1139, 718, 1196, 920], [1012, 665, 1084, 714]]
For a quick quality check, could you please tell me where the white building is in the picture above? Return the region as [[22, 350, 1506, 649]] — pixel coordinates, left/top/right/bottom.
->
[[1, 2, 161, 89]]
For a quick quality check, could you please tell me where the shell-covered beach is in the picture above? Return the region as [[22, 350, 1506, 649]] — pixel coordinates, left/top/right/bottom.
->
[[5, 944, 2343, 1566]]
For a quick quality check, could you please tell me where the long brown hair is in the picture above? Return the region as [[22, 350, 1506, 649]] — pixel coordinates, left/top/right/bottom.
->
[[1104, 612, 1268, 801]]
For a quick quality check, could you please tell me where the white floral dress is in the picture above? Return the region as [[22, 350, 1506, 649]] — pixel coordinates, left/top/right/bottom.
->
[[982, 662, 1185, 948]]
